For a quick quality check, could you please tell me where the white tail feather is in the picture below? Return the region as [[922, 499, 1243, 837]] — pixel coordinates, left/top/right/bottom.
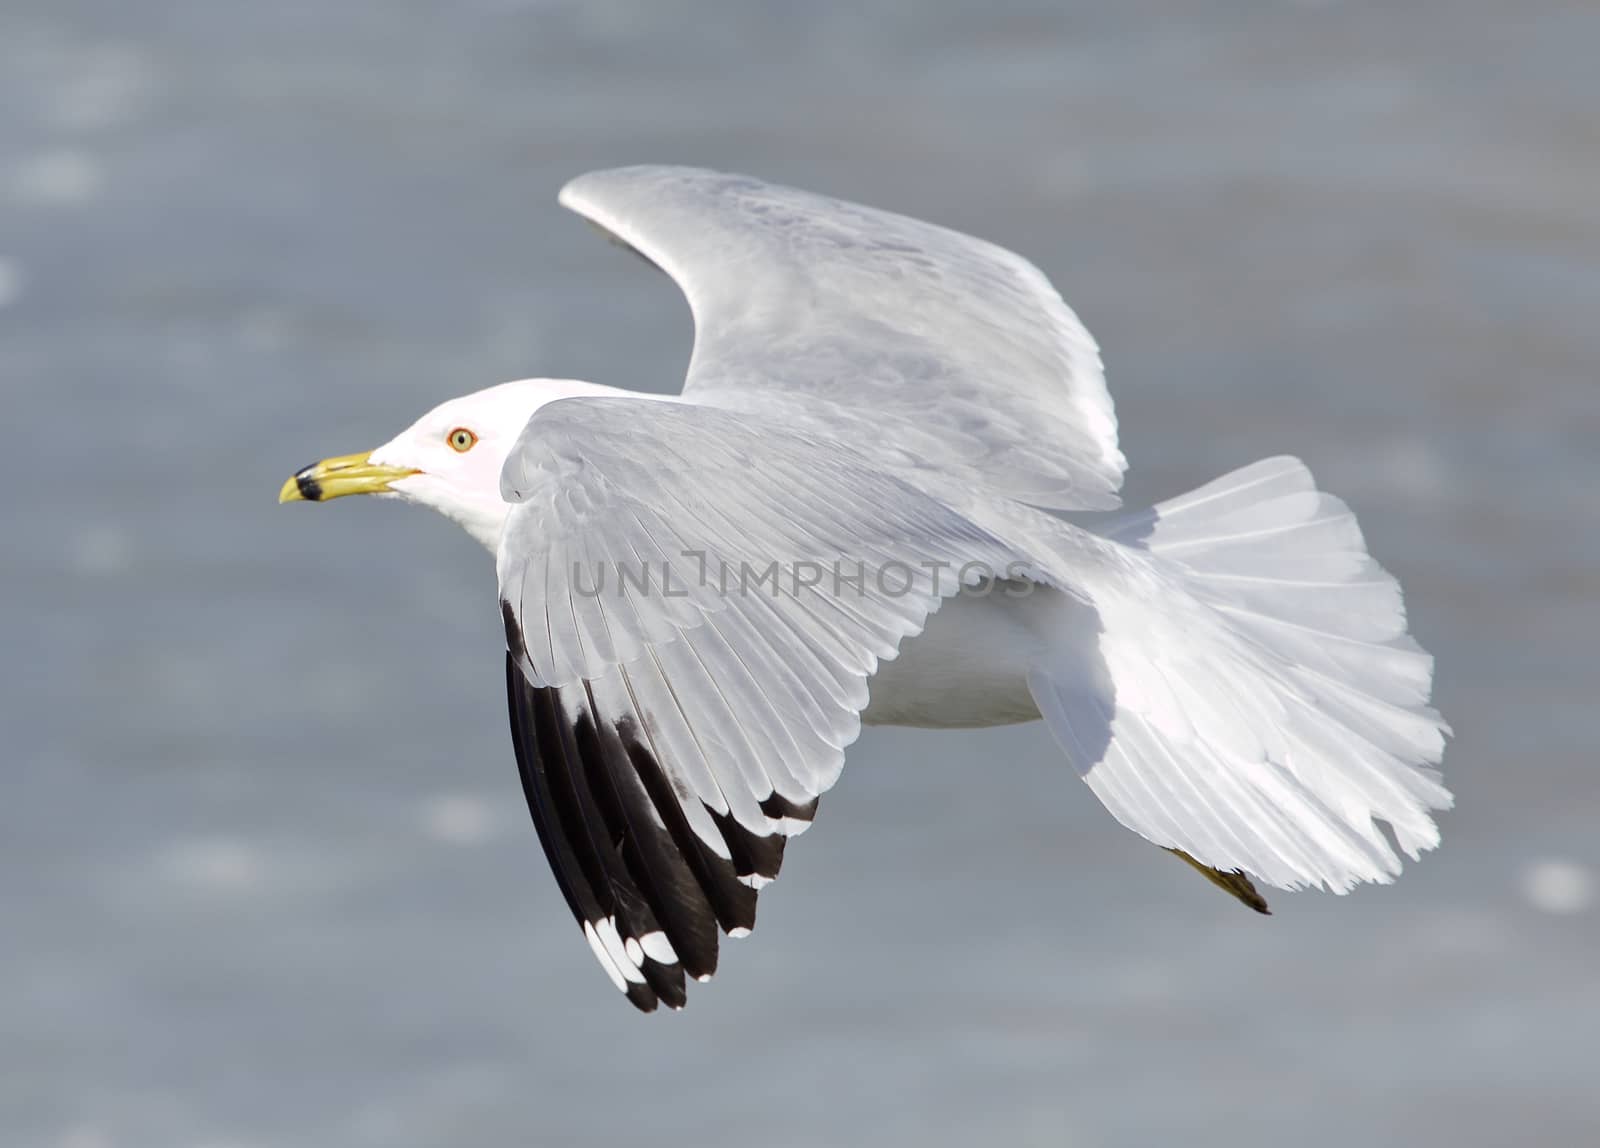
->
[[1033, 457, 1451, 892]]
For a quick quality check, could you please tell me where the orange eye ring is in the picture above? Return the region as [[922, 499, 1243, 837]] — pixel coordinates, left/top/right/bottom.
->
[[447, 427, 477, 453]]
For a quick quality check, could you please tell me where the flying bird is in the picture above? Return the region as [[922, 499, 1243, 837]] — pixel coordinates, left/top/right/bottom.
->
[[280, 165, 1450, 1011]]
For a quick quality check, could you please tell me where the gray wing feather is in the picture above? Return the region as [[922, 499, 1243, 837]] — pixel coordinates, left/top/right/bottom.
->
[[559, 164, 1125, 510], [495, 396, 1042, 1006]]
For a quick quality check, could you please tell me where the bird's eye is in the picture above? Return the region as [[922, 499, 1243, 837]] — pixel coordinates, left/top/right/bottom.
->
[[447, 427, 478, 453]]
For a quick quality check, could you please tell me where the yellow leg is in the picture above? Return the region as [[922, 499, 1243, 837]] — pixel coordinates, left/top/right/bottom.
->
[[1166, 848, 1271, 915]]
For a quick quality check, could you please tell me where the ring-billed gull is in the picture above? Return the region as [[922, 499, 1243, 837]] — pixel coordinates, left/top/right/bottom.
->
[[280, 165, 1450, 1011]]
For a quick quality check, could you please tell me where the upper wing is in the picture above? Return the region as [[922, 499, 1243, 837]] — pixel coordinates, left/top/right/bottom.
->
[[495, 397, 1036, 1010], [559, 165, 1126, 510]]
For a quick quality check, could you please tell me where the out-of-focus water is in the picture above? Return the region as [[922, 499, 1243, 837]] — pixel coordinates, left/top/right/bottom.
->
[[4, 3, 1598, 1145]]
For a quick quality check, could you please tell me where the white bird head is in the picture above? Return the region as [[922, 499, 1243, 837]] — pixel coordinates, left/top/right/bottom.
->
[[279, 378, 615, 550]]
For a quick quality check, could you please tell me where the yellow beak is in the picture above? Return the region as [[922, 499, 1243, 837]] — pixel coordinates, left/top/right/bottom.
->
[[278, 451, 420, 504]]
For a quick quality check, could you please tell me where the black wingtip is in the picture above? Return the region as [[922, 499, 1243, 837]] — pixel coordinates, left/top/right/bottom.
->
[[760, 792, 820, 824], [503, 651, 822, 1013], [500, 599, 528, 666], [624, 981, 660, 1013]]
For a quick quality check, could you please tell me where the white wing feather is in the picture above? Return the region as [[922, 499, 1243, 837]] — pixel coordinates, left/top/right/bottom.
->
[[559, 164, 1125, 510], [497, 395, 1038, 824]]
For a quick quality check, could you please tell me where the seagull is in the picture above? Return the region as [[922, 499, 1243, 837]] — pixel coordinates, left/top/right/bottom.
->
[[280, 165, 1450, 1012]]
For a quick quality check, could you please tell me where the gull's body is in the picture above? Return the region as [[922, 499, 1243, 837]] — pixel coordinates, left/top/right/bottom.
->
[[867, 589, 1049, 728], [283, 166, 1451, 1012]]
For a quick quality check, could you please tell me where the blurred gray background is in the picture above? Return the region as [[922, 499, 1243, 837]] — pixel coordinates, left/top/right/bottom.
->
[[4, 2, 1598, 1146]]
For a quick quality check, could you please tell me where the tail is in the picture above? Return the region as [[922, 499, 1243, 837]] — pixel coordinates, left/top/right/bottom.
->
[[1028, 457, 1451, 893]]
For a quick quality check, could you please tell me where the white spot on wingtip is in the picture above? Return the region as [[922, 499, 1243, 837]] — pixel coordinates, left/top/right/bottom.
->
[[594, 917, 645, 982], [727, 926, 752, 940], [583, 921, 628, 992], [624, 937, 644, 966], [737, 873, 773, 890], [638, 930, 677, 963], [694, 973, 713, 983], [1521, 859, 1594, 916]]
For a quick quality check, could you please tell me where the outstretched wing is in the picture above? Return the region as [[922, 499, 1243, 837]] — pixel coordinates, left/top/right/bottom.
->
[[495, 397, 1036, 1010], [559, 164, 1125, 510]]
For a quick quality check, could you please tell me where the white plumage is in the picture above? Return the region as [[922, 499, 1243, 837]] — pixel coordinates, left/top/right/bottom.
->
[[283, 165, 1450, 1012]]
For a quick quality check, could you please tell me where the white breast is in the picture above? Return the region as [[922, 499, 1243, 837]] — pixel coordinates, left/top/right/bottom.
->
[[861, 582, 1054, 729]]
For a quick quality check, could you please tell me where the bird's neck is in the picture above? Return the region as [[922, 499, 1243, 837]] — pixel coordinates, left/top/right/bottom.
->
[[456, 501, 513, 554], [390, 470, 513, 554]]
